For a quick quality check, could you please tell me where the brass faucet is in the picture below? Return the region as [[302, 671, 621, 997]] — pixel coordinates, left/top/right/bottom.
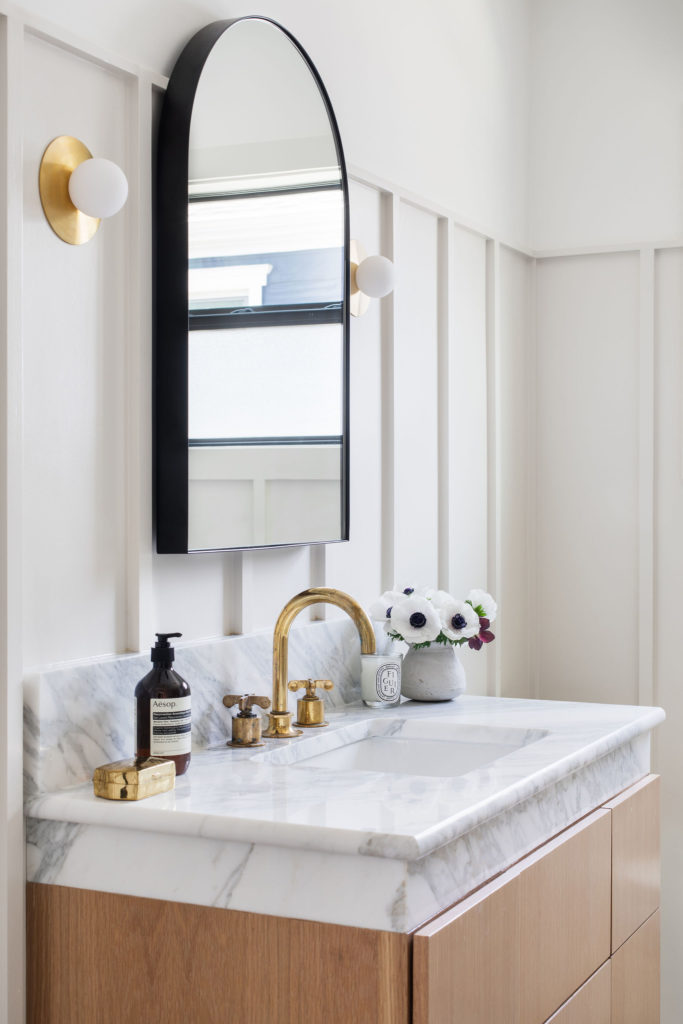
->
[[262, 587, 376, 739]]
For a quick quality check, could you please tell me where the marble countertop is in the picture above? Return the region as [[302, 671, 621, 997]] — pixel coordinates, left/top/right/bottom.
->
[[27, 695, 664, 863]]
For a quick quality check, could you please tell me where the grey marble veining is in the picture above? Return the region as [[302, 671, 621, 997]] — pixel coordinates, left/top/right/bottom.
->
[[24, 622, 665, 934], [25, 618, 384, 796], [26, 725, 653, 933], [27, 696, 662, 855]]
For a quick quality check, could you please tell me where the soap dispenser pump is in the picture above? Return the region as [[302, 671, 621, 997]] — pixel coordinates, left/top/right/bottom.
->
[[135, 632, 191, 776]]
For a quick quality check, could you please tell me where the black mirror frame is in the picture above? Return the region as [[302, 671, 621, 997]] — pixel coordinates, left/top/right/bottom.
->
[[154, 16, 350, 554]]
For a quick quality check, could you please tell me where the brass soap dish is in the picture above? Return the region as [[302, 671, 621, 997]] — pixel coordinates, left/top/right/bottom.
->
[[93, 756, 175, 801]]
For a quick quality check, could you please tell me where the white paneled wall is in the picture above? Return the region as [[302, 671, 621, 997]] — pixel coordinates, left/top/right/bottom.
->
[[22, 33, 131, 665], [3, 2, 680, 1022], [653, 247, 683, 1024], [0, 8, 532, 1024], [535, 252, 641, 705], [533, 244, 683, 1023], [529, 0, 683, 251], [1, 11, 527, 1015], [8, 9, 682, 1024], [325, 181, 383, 611], [445, 226, 489, 695], [393, 202, 440, 586], [497, 246, 535, 698], [528, 5, 683, 1016], [17, 37, 512, 672]]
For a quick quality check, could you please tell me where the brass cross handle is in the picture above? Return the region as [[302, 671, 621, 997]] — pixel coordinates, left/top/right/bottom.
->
[[223, 694, 271, 716], [288, 679, 334, 698]]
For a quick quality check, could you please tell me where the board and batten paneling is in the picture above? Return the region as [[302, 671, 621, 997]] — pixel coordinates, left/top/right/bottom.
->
[[21, 32, 131, 667], [240, 546, 318, 633], [18, 66, 507, 660], [534, 251, 640, 705], [447, 225, 489, 694], [393, 201, 440, 586], [325, 180, 384, 614], [653, 245, 683, 1024], [6, 9, 531, 1022], [497, 245, 535, 698], [150, 550, 227, 638]]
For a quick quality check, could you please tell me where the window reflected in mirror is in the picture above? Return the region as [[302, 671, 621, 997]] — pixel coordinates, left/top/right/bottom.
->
[[176, 18, 347, 551]]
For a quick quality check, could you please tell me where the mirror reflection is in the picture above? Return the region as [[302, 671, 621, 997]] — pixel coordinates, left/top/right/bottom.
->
[[185, 19, 346, 551]]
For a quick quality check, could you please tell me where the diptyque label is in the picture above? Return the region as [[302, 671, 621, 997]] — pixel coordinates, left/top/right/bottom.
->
[[150, 695, 192, 756], [376, 664, 400, 701]]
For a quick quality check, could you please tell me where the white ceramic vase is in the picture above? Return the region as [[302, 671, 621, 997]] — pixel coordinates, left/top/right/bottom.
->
[[400, 643, 466, 702]]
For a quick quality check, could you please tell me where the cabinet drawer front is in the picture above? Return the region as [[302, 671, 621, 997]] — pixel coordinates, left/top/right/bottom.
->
[[611, 910, 660, 1024], [604, 774, 660, 951], [518, 809, 612, 1024], [544, 962, 611, 1024], [413, 870, 520, 1024]]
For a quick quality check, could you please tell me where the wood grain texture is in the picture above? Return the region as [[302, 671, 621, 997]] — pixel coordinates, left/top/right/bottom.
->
[[604, 774, 660, 952], [518, 809, 612, 1024], [611, 911, 660, 1024], [26, 883, 410, 1024], [413, 867, 520, 1024], [545, 962, 611, 1024]]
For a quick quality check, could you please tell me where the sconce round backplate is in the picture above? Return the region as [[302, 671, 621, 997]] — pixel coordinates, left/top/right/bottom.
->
[[39, 136, 100, 245], [349, 239, 370, 318]]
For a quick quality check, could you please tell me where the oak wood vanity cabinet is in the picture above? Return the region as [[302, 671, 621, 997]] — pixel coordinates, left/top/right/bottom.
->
[[27, 775, 660, 1024]]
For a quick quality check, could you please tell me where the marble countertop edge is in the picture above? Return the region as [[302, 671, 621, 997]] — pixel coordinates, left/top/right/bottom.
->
[[25, 702, 664, 862]]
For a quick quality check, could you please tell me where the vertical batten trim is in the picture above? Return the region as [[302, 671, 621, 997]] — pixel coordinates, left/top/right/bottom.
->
[[485, 240, 502, 697], [223, 551, 244, 635], [528, 256, 540, 700], [437, 217, 452, 591], [0, 14, 25, 1022], [124, 74, 155, 654], [638, 247, 655, 707], [380, 192, 399, 592], [240, 551, 257, 634], [309, 546, 326, 619], [347, 163, 532, 257]]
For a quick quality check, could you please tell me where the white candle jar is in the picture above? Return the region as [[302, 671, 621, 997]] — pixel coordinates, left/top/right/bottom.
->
[[360, 654, 402, 708]]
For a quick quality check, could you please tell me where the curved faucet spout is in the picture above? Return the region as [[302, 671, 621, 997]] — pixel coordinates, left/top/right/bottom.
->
[[263, 587, 376, 739]]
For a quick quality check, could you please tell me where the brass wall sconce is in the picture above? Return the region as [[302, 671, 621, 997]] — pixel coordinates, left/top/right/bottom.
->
[[38, 135, 128, 245], [350, 239, 395, 317]]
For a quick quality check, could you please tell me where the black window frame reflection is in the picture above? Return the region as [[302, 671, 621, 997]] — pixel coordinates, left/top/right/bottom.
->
[[188, 181, 344, 331], [188, 181, 344, 448]]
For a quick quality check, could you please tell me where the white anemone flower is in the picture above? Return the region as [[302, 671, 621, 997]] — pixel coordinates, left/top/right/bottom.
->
[[467, 589, 497, 623], [440, 599, 481, 641], [369, 590, 405, 622], [423, 588, 453, 610], [389, 595, 442, 644]]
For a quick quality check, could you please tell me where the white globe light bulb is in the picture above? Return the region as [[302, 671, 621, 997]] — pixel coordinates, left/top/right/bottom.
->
[[68, 157, 128, 219], [355, 254, 395, 299]]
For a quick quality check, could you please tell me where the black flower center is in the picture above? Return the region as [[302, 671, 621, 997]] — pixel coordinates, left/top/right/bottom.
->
[[385, 606, 392, 618], [403, 587, 414, 595], [451, 613, 467, 630], [409, 612, 427, 628]]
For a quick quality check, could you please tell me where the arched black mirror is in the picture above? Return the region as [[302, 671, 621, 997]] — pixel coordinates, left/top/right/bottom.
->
[[155, 17, 349, 553]]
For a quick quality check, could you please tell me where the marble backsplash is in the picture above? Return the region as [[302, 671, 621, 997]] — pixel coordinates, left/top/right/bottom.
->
[[25, 618, 386, 797]]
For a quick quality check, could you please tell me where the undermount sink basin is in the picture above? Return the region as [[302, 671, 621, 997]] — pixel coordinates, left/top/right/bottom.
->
[[254, 718, 548, 779]]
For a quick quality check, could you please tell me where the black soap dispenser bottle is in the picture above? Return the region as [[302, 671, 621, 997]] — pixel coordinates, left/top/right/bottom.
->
[[135, 633, 191, 776]]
